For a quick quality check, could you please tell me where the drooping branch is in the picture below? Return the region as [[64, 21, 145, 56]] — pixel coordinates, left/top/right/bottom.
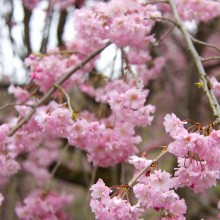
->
[[8, 42, 111, 137], [168, 0, 220, 120], [0, 103, 34, 111], [127, 148, 168, 188], [201, 56, 220, 62], [191, 37, 220, 54], [121, 147, 168, 198]]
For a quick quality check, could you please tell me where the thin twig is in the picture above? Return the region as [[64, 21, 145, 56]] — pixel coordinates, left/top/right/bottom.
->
[[110, 48, 118, 79], [46, 143, 70, 191], [201, 56, 220, 62], [40, 0, 53, 53], [85, 165, 97, 215], [127, 148, 168, 188], [0, 103, 33, 111], [121, 48, 139, 84], [150, 16, 178, 26], [191, 37, 220, 54], [144, 0, 168, 5], [34, 50, 87, 58], [120, 48, 125, 78], [168, 0, 220, 119], [121, 148, 168, 198], [153, 24, 176, 47], [8, 42, 111, 137], [53, 84, 74, 113]]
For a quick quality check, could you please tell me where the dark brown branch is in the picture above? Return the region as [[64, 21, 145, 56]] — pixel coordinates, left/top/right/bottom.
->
[[57, 9, 67, 46], [23, 7, 32, 54], [40, 1, 53, 53], [0, 103, 33, 111]]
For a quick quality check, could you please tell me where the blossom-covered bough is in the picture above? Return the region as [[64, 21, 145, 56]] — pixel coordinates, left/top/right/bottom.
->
[[1, 0, 220, 219]]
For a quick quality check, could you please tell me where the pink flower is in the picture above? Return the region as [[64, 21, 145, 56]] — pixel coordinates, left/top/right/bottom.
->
[[210, 77, 220, 97], [129, 166, 186, 219], [150, 170, 174, 193], [74, 0, 161, 48], [0, 155, 20, 177], [168, 132, 200, 157], [90, 179, 143, 220], [164, 113, 188, 139], [174, 0, 220, 22], [128, 155, 152, 171], [90, 179, 112, 199], [16, 190, 73, 220], [174, 158, 219, 193], [0, 124, 9, 151]]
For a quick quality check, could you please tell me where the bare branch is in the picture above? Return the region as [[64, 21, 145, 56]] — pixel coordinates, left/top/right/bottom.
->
[[153, 24, 176, 47], [0, 103, 33, 111], [53, 84, 74, 114], [168, 0, 220, 119], [150, 16, 178, 26], [40, 1, 53, 53], [144, 0, 168, 5], [127, 148, 168, 188], [201, 56, 220, 62], [121, 147, 168, 198], [191, 37, 220, 54]]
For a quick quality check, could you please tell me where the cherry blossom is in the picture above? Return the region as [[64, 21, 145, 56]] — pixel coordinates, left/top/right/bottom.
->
[[163, 113, 188, 139], [174, 0, 220, 22], [16, 190, 73, 220], [90, 179, 143, 220], [174, 158, 219, 193]]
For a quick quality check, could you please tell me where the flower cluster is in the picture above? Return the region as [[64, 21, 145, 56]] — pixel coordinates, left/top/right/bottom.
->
[[22, 139, 60, 183], [74, 0, 161, 66], [90, 158, 187, 220], [136, 56, 166, 85], [74, 0, 161, 48], [34, 101, 142, 167], [15, 190, 73, 220], [0, 123, 20, 190], [25, 53, 84, 93], [25, 36, 103, 93], [211, 77, 220, 98], [129, 156, 187, 219], [174, 0, 220, 22], [90, 179, 142, 220], [164, 113, 220, 192], [95, 80, 155, 126]]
